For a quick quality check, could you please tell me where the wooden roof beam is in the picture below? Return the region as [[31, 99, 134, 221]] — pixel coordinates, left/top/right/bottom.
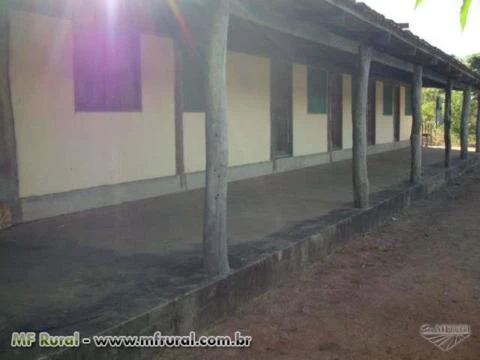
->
[[319, 0, 479, 83], [230, 0, 452, 86], [231, 0, 358, 54]]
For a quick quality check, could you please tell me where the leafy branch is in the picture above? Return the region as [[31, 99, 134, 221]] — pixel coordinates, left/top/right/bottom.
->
[[415, 0, 472, 30]]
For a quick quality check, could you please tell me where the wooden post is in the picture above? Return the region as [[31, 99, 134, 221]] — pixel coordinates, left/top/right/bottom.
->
[[476, 92, 480, 153], [410, 65, 423, 184], [352, 46, 372, 209], [202, 0, 231, 277], [444, 80, 453, 168], [0, 5, 20, 224], [460, 87, 472, 160]]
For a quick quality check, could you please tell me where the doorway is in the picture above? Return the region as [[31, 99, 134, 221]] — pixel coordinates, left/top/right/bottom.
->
[[329, 73, 343, 150], [271, 61, 293, 158], [394, 86, 401, 142], [367, 80, 376, 146]]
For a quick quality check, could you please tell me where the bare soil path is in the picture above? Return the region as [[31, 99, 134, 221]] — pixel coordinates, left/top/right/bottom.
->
[[162, 167, 480, 360]]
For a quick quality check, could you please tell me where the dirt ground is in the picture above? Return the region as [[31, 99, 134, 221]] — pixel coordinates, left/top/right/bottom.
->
[[161, 167, 480, 360]]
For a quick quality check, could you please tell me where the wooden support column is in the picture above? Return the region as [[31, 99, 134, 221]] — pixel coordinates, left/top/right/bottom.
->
[[202, 0, 231, 277], [0, 5, 21, 226], [476, 92, 480, 153], [444, 80, 453, 168], [352, 46, 372, 209], [460, 87, 472, 160], [410, 65, 423, 185]]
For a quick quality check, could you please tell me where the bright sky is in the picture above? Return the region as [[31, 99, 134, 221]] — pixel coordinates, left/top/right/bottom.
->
[[360, 0, 480, 59]]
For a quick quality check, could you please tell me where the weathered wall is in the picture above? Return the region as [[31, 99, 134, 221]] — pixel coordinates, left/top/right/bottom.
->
[[400, 86, 413, 141], [9, 10, 413, 221], [183, 52, 270, 173], [375, 81, 394, 145], [227, 52, 271, 167], [293, 64, 328, 156], [342, 74, 353, 150], [10, 10, 175, 197], [183, 113, 206, 173]]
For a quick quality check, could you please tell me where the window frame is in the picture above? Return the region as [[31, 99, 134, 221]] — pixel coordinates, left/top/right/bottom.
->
[[404, 86, 413, 116], [181, 47, 205, 113], [383, 82, 393, 116], [73, 22, 142, 113], [307, 67, 328, 115]]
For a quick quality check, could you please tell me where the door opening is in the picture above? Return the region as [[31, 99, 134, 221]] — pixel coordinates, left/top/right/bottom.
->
[[394, 86, 401, 142], [367, 80, 376, 146], [329, 73, 343, 150], [271, 61, 293, 158]]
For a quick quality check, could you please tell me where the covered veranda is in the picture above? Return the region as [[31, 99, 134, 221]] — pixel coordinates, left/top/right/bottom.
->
[[1, 1, 480, 359]]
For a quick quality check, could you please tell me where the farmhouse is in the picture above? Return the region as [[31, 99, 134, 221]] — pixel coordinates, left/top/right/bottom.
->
[[1, 0, 480, 358], [1, 0, 477, 223]]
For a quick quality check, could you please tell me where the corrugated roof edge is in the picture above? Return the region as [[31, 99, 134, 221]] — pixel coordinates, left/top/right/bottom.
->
[[332, 0, 480, 85]]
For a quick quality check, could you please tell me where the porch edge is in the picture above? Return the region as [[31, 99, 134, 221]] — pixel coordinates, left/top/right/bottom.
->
[[45, 155, 480, 360]]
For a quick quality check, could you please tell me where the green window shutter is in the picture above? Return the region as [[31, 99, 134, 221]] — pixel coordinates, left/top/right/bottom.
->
[[404, 87, 413, 116], [307, 68, 328, 114], [383, 83, 393, 115], [182, 48, 205, 113]]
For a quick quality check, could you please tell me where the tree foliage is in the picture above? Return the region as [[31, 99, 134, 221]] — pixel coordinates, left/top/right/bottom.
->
[[465, 53, 480, 73], [415, 0, 472, 30], [422, 87, 478, 146]]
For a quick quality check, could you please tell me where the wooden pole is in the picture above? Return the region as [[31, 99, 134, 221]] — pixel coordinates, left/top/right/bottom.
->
[[460, 87, 472, 160], [444, 80, 453, 168], [0, 5, 20, 224], [202, 0, 231, 277], [476, 92, 480, 153], [410, 65, 423, 184], [352, 46, 372, 209]]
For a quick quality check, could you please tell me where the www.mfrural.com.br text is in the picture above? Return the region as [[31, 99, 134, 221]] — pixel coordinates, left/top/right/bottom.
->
[[11, 331, 252, 349]]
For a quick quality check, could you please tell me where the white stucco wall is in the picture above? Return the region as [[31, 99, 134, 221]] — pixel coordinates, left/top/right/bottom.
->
[[227, 52, 271, 167], [400, 86, 413, 141], [342, 74, 353, 150], [10, 9, 409, 203], [183, 113, 206, 173], [10, 11, 175, 197], [375, 81, 394, 145], [293, 64, 328, 156], [183, 52, 271, 173]]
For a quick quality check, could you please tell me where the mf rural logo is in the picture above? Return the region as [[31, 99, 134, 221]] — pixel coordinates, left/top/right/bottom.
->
[[420, 324, 471, 352]]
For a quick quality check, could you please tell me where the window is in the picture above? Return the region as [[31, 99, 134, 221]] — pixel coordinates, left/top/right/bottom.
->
[[405, 87, 413, 116], [182, 48, 205, 112], [383, 83, 393, 115], [74, 23, 141, 112], [307, 68, 328, 114]]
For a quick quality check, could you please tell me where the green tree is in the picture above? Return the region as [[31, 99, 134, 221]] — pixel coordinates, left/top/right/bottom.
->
[[465, 53, 480, 73], [415, 0, 472, 30], [422, 88, 478, 146]]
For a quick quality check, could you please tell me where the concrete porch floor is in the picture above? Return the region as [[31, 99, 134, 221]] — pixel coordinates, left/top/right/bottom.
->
[[0, 147, 461, 355]]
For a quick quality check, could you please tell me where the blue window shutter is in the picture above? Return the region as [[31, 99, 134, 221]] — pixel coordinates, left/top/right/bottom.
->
[[383, 83, 393, 116], [405, 87, 413, 116], [307, 68, 328, 114]]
